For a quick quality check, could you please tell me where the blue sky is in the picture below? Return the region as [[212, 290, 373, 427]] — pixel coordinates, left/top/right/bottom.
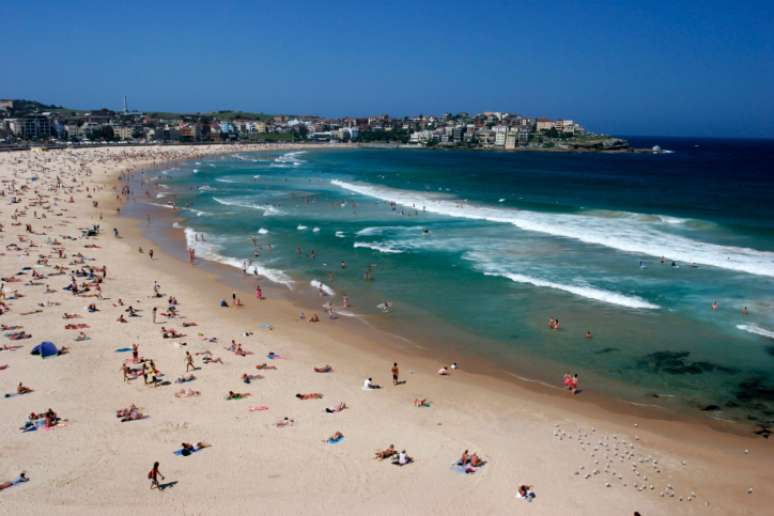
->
[[1, 0, 772, 137]]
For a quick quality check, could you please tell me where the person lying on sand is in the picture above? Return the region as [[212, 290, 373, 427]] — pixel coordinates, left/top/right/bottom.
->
[[255, 363, 277, 370], [116, 404, 144, 422], [202, 355, 223, 364], [5, 331, 31, 340], [176, 374, 196, 384], [414, 398, 431, 408], [314, 365, 333, 373], [275, 417, 295, 428], [174, 388, 200, 398], [0, 472, 29, 491], [295, 393, 323, 400], [180, 442, 210, 455], [374, 444, 396, 460], [62, 312, 81, 319], [324, 431, 343, 443], [325, 402, 348, 413], [437, 366, 449, 376], [241, 373, 263, 384], [226, 391, 251, 400], [161, 327, 184, 338]]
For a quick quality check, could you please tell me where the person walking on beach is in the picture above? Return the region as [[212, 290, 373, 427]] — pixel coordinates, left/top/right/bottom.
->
[[152, 306, 157, 324], [148, 461, 164, 489], [391, 362, 400, 385], [185, 351, 194, 372], [149, 248, 154, 260]]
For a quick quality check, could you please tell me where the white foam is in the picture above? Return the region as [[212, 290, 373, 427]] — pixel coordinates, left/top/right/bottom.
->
[[310, 279, 335, 296], [273, 151, 307, 167], [353, 242, 404, 254], [258, 228, 269, 235], [331, 179, 774, 278], [184, 228, 293, 288], [335, 231, 346, 238], [145, 202, 174, 210], [297, 224, 308, 231], [484, 270, 659, 309], [215, 178, 236, 184], [737, 324, 774, 339], [312, 227, 320, 233], [356, 225, 426, 237], [198, 185, 216, 192], [212, 197, 283, 216]]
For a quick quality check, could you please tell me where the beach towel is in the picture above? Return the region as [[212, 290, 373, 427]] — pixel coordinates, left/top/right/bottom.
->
[[451, 462, 484, 474], [115, 347, 131, 352], [249, 405, 269, 412], [327, 435, 344, 445], [174, 447, 202, 457]]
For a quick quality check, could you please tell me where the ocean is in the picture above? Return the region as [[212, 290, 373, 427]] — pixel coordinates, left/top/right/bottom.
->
[[138, 138, 774, 427]]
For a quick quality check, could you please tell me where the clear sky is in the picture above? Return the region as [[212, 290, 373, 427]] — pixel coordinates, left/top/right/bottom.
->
[[1, 0, 772, 137]]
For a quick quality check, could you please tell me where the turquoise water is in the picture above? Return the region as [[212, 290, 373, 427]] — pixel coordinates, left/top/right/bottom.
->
[[142, 140, 774, 425]]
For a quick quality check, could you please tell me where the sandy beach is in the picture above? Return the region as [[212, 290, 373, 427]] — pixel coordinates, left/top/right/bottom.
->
[[1, 145, 771, 516]]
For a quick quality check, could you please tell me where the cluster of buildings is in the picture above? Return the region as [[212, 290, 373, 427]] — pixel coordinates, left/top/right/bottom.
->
[[1, 99, 620, 151], [403, 112, 584, 149]]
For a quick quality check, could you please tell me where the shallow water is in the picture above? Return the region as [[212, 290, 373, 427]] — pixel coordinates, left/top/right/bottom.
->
[[142, 139, 774, 425]]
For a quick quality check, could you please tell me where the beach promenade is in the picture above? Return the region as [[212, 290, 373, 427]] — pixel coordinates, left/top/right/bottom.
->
[[0, 145, 771, 515]]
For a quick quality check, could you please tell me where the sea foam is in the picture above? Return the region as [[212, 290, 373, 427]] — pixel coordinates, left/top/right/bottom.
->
[[332, 179, 774, 278], [737, 324, 774, 339], [183, 228, 293, 288], [212, 197, 283, 216]]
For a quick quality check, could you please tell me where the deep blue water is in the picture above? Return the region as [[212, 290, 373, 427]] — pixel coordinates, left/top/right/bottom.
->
[[144, 138, 774, 425]]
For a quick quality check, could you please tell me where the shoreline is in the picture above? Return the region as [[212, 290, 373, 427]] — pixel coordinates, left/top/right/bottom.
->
[[127, 148, 761, 436], [1, 145, 771, 515]]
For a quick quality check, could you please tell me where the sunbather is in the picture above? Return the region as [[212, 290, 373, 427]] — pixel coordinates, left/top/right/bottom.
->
[[275, 417, 295, 428], [0, 472, 28, 491], [295, 392, 323, 400], [374, 444, 396, 460], [325, 402, 348, 413]]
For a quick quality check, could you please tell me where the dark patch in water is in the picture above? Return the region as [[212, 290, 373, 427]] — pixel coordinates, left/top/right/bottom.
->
[[637, 351, 738, 375], [735, 376, 774, 403], [701, 404, 721, 412], [595, 347, 619, 354], [765, 346, 774, 357]]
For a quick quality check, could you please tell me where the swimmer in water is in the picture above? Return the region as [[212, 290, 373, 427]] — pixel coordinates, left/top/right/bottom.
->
[[711, 301, 718, 311]]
